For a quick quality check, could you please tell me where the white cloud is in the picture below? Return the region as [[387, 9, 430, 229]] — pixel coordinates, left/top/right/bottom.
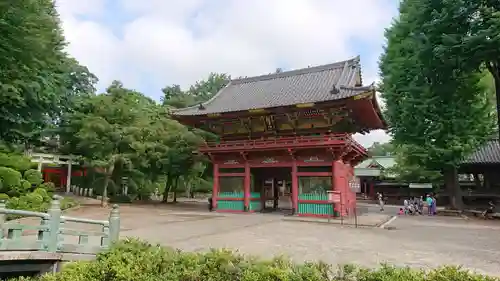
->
[[55, 0, 395, 146]]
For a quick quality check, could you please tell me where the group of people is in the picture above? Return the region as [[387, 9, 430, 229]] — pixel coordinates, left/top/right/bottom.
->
[[399, 194, 437, 215], [376, 192, 437, 216]]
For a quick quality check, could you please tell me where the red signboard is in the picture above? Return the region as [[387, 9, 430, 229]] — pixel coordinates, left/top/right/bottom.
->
[[327, 191, 341, 203]]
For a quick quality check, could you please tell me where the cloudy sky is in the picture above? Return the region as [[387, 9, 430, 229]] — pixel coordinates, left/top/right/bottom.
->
[[55, 0, 397, 147]]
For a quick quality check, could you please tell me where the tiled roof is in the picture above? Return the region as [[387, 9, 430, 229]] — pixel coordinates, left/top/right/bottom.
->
[[460, 139, 500, 165], [173, 56, 375, 116], [355, 156, 396, 169]]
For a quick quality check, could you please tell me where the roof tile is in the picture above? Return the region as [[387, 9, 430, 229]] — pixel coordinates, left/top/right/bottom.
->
[[173, 56, 374, 116], [461, 139, 500, 165]]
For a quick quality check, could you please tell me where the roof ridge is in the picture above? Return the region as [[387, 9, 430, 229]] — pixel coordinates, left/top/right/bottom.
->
[[231, 56, 360, 85]]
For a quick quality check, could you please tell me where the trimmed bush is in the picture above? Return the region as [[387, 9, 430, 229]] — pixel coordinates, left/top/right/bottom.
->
[[0, 167, 22, 190], [39, 182, 56, 193], [23, 169, 43, 186], [10, 239, 498, 281], [0, 193, 9, 201]]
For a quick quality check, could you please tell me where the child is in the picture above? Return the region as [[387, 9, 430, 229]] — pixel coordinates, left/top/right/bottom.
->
[[399, 208, 404, 215]]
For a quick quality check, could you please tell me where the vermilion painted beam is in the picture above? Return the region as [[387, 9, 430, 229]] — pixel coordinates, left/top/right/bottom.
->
[[219, 173, 245, 177], [219, 164, 245, 168], [296, 162, 332, 167], [249, 163, 293, 168], [296, 172, 332, 177]]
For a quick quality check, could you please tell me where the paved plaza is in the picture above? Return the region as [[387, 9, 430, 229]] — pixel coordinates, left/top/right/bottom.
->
[[56, 202, 500, 276]]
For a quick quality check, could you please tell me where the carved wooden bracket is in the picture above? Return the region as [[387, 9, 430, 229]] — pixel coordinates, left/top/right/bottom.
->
[[240, 151, 248, 161], [207, 153, 215, 161]]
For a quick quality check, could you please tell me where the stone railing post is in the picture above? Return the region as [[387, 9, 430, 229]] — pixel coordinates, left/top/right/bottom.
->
[[0, 201, 5, 241], [47, 195, 62, 252], [108, 204, 120, 244]]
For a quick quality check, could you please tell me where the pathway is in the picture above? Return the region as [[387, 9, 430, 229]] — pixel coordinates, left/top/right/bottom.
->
[[52, 201, 500, 276]]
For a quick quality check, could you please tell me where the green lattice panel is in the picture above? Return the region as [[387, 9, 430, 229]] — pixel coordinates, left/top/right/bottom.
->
[[249, 192, 261, 211], [217, 200, 244, 211], [298, 193, 328, 201], [217, 191, 244, 211], [298, 203, 334, 216], [219, 191, 244, 198], [298, 193, 336, 216]]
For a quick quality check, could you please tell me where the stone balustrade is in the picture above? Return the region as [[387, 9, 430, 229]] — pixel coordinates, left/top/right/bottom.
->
[[0, 196, 120, 254]]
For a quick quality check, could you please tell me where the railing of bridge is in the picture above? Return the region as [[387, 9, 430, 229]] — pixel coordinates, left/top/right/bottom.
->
[[0, 196, 120, 254]]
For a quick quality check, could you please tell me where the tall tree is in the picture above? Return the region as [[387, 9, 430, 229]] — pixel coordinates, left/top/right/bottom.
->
[[0, 0, 96, 145], [59, 81, 206, 205], [162, 73, 230, 109], [58, 81, 157, 206], [367, 142, 395, 157], [426, 0, 500, 137], [379, 0, 495, 209]]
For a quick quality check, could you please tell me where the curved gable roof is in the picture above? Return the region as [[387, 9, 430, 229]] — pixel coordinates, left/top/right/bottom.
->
[[173, 56, 376, 116]]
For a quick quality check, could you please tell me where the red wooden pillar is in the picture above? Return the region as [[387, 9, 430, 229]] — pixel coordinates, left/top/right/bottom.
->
[[291, 159, 298, 214], [331, 161, 337, 214], [61, 169, 67, 187], [43, 169, 50, 183], [331, 161, 336, 191], [244, 161, 251, 211], [213, 163, 219, 209], [332, 160, 347, 216]]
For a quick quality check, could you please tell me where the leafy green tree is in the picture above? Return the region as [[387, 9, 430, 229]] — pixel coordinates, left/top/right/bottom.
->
[[423, 0, 500, 136], [59, 81, 207, 204], [161, 84, 195, 109], [367, 142, 395, 157], [0, 0, 97, 145], [58, 81, 156, 206], [130, 111, 205, 202], [379, 0, 495, 209], [387, 145, 442, 184], [162, 73, 230, 108]]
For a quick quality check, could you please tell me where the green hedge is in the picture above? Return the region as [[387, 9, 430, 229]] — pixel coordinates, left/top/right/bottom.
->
[[10, 239, 498, 281]]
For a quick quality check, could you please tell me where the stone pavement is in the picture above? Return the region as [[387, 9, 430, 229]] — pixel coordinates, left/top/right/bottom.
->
[[282, 213, 391, 227], [12, 201, 500, 276]]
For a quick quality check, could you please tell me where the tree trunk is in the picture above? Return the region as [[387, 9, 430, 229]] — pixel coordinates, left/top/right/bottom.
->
[[444, 166, 463, 210], [101, 162, 115, 207], [173, 177, 179, 203], [162, 176, 172, 203], [102, 175, 110, 207], [495, 73, 500, 139], [487, 62, 500, 139]]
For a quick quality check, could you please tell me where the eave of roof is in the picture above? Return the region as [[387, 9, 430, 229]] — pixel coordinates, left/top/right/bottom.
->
[[172, 56, 383, 117], [460, 138, 500, 165]]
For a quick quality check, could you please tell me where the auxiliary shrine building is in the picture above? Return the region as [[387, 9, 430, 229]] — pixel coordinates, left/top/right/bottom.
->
[[173, 57, 385, 217]]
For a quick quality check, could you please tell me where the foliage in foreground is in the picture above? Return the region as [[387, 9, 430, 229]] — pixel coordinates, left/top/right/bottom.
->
[[379, 0, 496, 209], [13, 239, 499, 281], [0, 150, 77, 216]]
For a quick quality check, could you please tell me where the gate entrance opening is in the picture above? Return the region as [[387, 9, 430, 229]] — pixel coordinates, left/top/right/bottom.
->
[[252, 167, 292, 214]]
